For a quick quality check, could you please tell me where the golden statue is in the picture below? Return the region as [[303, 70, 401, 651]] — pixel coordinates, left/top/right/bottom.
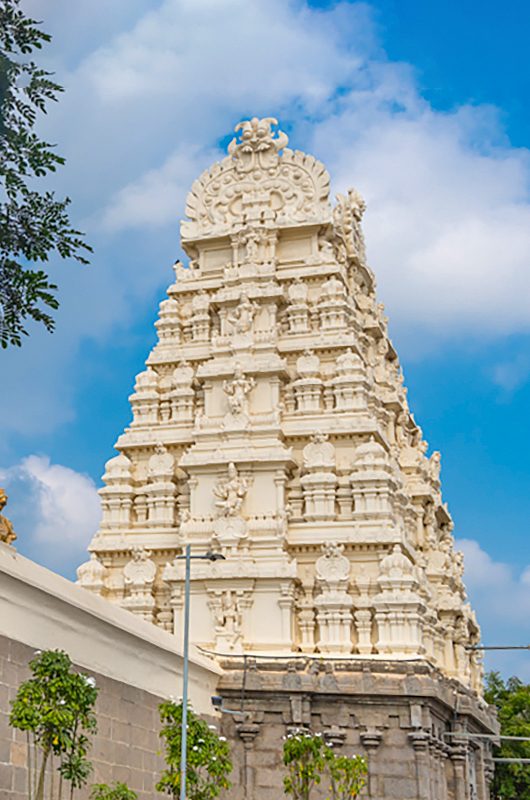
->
[[0, 488, 17, 545]]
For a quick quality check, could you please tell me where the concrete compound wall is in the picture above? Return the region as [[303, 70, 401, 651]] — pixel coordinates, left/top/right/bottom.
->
[[0, 542, 220, 799]]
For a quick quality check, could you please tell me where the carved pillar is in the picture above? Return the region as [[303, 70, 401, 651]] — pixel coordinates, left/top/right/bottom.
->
[[452, 749, 468, 800], [236, 720, 261, 800], [274, 470, 287, 513], [297, 588, 316, 653], [336, 475, 353, 518], [409, 731, 431, 800], [278, 582, 295, 645], [360, 730, 383, 799], [354, 608, 373, 654]]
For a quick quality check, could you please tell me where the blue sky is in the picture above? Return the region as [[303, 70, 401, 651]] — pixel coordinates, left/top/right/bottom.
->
[[2, 0, 530, 678]]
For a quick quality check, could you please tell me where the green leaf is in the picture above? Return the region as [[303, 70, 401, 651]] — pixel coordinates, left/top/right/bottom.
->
[[0, 0, 91, 347]]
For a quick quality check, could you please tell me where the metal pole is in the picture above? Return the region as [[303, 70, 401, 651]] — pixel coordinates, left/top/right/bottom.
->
[[180, 543, 191, 800]]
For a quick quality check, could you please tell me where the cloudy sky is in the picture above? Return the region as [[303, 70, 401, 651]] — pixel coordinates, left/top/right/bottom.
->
[[2, 0, 530, 678]]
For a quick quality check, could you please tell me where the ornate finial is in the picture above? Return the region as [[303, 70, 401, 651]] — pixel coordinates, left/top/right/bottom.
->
[[228, 117, 289, 173], [0, 488, 17, 546]]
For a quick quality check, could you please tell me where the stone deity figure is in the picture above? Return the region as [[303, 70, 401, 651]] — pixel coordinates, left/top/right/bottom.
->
[[213, 463, 249, 517], [0, 488, 16, 545], [244, 229, 260, 262], [429, 451, 442, 482], [216, 592, 242, 633], [123, 546, 156, 592], [423, 502, 438, 548], [333, 188, 367, 265], [148, 442, 175, 481], [227, 292, 258, 334], [223, 365, 256, 416], [320, 274, 345, 302]]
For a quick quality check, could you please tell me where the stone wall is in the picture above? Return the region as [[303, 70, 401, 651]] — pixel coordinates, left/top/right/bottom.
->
[[0, 634, 166, 799], [216, 659, 497, 800]]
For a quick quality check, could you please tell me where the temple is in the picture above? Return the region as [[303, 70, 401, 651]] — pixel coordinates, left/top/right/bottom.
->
[[79, 117, 496, 800]]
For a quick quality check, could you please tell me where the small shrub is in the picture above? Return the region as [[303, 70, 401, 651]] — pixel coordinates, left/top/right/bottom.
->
[[90, 782, 138, 800], [327, 753, 367, 800], [9, 649, 98, 800], [156, 700, 232, 800], [283, 729, 368, 800], [283, 730, 329, 800]]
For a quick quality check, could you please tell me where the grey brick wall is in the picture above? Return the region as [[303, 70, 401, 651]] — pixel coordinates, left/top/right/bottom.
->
[[0, 634, 166, 799]]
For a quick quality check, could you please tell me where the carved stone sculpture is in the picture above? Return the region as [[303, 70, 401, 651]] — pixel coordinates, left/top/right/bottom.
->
[[0, 488, 16, 545], [123, 546, 157, 622], [226, 291, 258, 337], [223, 365, 256, 416], [214, 463, 248, 517]]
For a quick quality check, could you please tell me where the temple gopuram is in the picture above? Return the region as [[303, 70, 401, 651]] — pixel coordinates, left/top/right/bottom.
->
[[79, 117, 497, 800]]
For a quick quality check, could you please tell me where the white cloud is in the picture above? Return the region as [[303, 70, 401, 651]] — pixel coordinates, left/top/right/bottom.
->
[[311, 94, 530, 337], [68, 0, 530, 338], [3, 1, 530, 436], [491, 352, 530, 392], [1, 456, 101, 577], [102, 144, 222, 231], [458, 538, 530, 679]]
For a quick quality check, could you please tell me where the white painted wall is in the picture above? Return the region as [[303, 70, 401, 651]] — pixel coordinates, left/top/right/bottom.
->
[[0, 542, 220, 713]]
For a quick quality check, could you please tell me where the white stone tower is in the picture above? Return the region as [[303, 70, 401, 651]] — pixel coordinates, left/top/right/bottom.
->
[[80, 116, 483, 694]]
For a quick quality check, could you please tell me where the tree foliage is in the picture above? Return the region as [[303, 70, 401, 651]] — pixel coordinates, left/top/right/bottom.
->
[[90, 783, 137, 800], [9, 649, 98, 800], [156, 700, 232, 800], [485, 671, 530, 800], [283, 730, 367, 800], [0, 0, 91, 348], [283, 730, 329, 800]]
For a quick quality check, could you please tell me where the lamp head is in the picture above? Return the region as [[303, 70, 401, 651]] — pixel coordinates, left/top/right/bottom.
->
[[205, 551, 226, 561]]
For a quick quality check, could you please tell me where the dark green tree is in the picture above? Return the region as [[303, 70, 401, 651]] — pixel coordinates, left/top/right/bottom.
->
[[9, 649, 98, 800], [0, 0, 91, 348], [485, 671, 530, 799], [156, 700, 232, 800]]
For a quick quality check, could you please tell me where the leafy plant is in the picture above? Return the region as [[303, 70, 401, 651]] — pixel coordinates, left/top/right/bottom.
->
[[327, 753, 367, 800], [9, 649, 98, 800], [283, 730, 367, 800], [156, 700, 232, 800], [283, 730, 329, 800], [90, 783, 138, 800], [485, 671, 530, 799], [0, 0, 92, 348]]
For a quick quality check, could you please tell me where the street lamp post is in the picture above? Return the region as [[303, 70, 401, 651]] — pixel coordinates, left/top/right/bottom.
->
[[177, 545, 225, 800]]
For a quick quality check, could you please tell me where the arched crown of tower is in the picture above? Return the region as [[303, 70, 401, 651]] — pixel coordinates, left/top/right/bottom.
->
[[181, 116, 331, 241]]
